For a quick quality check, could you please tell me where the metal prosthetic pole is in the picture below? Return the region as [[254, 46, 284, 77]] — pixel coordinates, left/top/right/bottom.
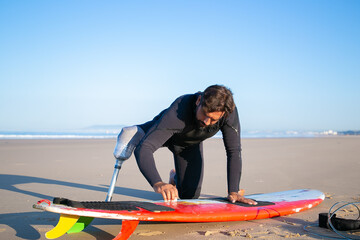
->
[[106, 159, 124, 202]]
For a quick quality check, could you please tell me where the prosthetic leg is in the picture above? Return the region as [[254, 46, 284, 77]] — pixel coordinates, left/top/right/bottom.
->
[[67, 126, 145, 234], [106, 125, 145, 201], [106, 159, 124, 202]]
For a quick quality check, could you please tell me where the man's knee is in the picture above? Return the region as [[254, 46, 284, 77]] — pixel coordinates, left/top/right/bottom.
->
[[178, 187, 201, 199]]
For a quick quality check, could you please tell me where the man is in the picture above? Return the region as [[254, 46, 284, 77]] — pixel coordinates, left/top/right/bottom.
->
[[114, 85, 256, 205]]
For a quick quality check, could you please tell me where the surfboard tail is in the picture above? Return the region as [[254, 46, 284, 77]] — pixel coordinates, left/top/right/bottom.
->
[[113, 220, 139, 240]]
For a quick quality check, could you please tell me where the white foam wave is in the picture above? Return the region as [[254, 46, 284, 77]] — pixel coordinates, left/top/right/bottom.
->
[[0, 134, 116, 139]]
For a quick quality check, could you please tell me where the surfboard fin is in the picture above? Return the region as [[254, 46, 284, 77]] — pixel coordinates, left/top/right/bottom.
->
[[113, 220, 139, 240], [67, 216, 94, 233], [46, 214, 80, 239]]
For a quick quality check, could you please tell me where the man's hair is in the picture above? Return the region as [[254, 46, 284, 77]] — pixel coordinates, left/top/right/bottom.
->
[[200, 85, 235, 115]]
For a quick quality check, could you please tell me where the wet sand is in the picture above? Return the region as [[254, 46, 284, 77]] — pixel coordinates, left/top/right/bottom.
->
[[0, 137, 359, 239]]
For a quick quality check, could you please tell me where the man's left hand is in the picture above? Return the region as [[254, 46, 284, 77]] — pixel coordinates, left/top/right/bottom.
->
[[227, 190, 258, 205]]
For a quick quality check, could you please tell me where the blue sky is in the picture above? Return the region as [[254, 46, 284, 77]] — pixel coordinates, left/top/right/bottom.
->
[[1, 0, 359, 132]]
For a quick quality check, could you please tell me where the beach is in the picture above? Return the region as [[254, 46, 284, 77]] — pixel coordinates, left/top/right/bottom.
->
[[0, 137, 359, 239]]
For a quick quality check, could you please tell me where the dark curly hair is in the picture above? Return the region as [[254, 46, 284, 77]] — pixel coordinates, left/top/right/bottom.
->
[[200, 85, 235, 116]]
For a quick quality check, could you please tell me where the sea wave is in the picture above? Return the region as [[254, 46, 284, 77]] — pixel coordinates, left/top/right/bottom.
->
[[0, 129, 340, 139], [0, 132, 118, 139]]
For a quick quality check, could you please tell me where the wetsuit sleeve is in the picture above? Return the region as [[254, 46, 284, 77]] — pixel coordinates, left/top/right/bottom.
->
[[221, 107, 242, 193], [134, 103, 185, 187]]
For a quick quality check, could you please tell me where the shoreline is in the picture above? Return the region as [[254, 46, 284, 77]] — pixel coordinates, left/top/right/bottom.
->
[[0, 134, 356, 142], [0, 129, 349, 140]]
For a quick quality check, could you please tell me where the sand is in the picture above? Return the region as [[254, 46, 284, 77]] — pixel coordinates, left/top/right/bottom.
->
[[0, 137, 359, 239]]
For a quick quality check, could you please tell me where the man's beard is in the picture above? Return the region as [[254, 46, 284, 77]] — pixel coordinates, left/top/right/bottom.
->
[[196, 119, 207, 129]]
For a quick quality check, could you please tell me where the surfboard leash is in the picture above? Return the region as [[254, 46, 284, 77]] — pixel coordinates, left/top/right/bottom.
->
[[304, 201, 360, 239]]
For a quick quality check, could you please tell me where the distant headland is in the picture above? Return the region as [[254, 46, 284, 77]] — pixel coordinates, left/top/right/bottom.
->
[[338, 130, 360, 136]]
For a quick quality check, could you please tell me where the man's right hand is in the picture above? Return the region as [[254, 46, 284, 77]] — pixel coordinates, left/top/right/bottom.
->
[[153, 181, 179, 202]]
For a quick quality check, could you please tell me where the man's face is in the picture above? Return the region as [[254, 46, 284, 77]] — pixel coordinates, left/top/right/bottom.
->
[[195, 96, 224, 127], [196, 107, 224, 127]]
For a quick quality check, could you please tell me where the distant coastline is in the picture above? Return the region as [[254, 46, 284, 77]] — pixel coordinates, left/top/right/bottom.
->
[[0, 126, 358, 139], [338, 130, 360, 136]]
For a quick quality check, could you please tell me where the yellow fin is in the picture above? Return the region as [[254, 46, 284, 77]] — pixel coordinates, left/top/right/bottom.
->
[[46, 214, 79, 239]]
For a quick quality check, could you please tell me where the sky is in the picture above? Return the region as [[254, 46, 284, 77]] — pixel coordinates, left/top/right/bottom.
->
[[0, 0, 359, 132]]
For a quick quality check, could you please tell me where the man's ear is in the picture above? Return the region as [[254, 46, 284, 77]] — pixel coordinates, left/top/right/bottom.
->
[[196, 95, 201, 106]]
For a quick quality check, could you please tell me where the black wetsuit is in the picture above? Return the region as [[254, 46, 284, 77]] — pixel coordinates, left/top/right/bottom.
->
[[134, 92, 242, 199]]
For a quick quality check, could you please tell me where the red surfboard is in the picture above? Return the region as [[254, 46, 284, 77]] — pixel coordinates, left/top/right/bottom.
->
[[33, 189, 324, 239]]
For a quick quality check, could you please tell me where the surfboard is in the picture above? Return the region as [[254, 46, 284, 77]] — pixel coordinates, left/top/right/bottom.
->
[[33, 189, 324, 240]]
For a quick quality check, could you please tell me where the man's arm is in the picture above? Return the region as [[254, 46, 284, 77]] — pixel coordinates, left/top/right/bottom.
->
[[134, 98, 187, 201], [221, 108, 257, 205], [135, 119, 180, 201], [221, 108, 242, 193]]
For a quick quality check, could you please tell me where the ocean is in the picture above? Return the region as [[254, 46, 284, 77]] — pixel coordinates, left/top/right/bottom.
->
[[0, 129, 338, 139]]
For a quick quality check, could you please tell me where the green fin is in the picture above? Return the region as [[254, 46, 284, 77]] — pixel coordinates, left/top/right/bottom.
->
[[67, 216, 94, 234]]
